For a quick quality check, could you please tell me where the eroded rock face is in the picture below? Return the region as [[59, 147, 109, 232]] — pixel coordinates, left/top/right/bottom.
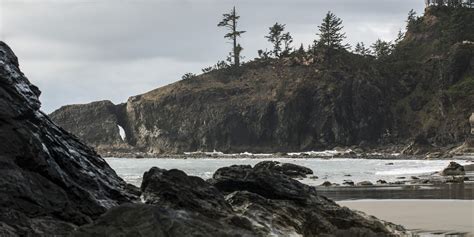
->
[[76, 163, 406, 236], [0, 42, 137, 235]]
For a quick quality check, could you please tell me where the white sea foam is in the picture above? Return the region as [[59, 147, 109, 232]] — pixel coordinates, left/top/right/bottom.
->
[[105, 158, 469, 187], [117, 125, 126, 141], [375, 167, 444, 176], [288, 150, 352, 157]]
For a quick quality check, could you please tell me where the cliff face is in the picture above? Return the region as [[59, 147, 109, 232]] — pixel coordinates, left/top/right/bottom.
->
[[50, 7, 473, 155], [52, 56, 389, 154], [0, 42, 136, 235]]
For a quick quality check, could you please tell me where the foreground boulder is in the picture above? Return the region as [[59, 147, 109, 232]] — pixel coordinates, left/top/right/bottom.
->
[[141, 167, 233, 218], [441, 162, 465, 176], [210, 164, 318, 203], [73, 204, 256, 237], [0, 42, 137, 235], [78, 162, 406, 236]]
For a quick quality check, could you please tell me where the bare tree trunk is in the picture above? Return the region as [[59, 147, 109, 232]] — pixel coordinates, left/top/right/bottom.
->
[[232, 7, 239, 67]]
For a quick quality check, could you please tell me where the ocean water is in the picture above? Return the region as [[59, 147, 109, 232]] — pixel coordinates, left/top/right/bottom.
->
[[105, 158, 471, 187]]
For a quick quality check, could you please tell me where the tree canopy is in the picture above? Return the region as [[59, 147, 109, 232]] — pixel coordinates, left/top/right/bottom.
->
[[316, 11, 348, 50], [265, 23, 293, 58]]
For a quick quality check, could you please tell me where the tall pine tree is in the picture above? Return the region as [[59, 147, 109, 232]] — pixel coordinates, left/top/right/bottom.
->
[[371, 39, 393, 59], [354, 42, 371, 56], [218, 7, 246, 67]]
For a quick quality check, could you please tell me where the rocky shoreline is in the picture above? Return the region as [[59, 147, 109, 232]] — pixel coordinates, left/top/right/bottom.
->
[[0, 41, 414, 236], [74, 161, 408, 236], [101, 149, 474, 160]]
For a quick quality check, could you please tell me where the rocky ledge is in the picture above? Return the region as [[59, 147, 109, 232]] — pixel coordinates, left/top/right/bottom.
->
[[75, 161, 407, 236]]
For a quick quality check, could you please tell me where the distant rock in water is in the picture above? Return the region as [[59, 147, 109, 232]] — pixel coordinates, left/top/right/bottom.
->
[[441, 162, 465, 176], [253, 160, 313, 178], [0, 42, 137, 235], [76, 162, 407, 236]]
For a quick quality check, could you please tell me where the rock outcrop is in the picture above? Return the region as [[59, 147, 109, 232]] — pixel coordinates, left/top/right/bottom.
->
[[76, 162, 407, 236], [49, 100, 134, 155], [0, 42, 137, 235], [441, 162, 465, 176], [50, 8, 474, 156]]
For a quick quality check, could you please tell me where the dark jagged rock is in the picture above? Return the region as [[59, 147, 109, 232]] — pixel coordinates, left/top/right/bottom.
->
[[253, 160, 313, 178], [441, 162, 465, 176], [216, 164, 405, 236], [0, 42, 137, 235], [76, 165, 406, 236], [73, 204, 256, 237], [141, 167, 233, 218], [210, 164, 319, 204], [343, 180, 355, 186]]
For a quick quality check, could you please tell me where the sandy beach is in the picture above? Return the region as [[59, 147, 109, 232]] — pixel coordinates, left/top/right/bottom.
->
[[339, 200, 474, 236]]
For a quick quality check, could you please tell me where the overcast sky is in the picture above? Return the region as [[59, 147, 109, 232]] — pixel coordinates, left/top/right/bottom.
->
[[0, 0, 425, 113]]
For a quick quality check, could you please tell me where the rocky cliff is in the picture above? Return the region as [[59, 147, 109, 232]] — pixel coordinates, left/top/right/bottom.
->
[[0, 42, 137, 235], [50, 7, 474, 156]]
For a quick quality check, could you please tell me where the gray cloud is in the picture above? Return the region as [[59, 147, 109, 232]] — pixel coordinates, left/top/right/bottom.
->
[[0, 0, 425, 112]]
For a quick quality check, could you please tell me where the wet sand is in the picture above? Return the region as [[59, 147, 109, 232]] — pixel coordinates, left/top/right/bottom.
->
[[317, 183, 474, 201], [338, 200, 474, 236]]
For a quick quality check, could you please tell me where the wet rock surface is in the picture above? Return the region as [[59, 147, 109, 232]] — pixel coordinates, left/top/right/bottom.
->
[[0, 42, 137, 235], [77, 161, 406, 236]]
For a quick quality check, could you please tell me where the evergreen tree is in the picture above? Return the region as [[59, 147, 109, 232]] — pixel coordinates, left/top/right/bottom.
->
[[281, 32, 293, 57], [265, 23, 293, 58], [371, 39, 393, 59], [394, 29, 405, 45], [316, 11, 348, 50], [297, 43, 305, 55], [406, 9, 418, 30], [354, 42, 371, 56], [218, 7, 246, 67]]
